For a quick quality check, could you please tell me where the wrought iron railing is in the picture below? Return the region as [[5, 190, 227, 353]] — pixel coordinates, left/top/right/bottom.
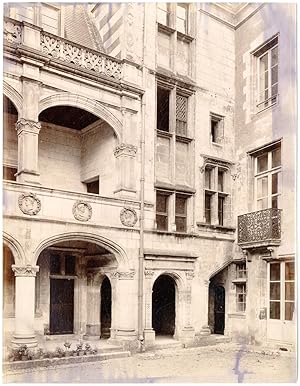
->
[[238, 208, 281, 245], [40, 32, 122, 80], [3, 18, 22, 44]]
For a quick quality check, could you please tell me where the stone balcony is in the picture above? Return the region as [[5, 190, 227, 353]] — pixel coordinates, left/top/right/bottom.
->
[[3, 181, 141, 231], [237, 208, 282, 249]]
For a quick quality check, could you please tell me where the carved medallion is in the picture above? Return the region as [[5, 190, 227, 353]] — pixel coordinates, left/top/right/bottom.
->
[[120, 207, 138, 227], [18, 193, 41, 215], [73, 201, 92, 222]]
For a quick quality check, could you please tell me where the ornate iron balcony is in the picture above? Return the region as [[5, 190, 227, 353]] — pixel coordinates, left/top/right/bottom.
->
[[238, 208, 281, 247]]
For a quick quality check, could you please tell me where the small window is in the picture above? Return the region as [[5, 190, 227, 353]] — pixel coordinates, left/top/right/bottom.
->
[[236, 262, 247, 279], [218, 195, 225, 226], [236, 284, 246, 312], [50, 255, 61, 275], [86, 178, 99, 194], [176, 94, 188, 136], [218, 170, 224, 192], [176, 3, 188, 34], [157, 3, 171, 26], [65, 256, 76, 275], [3, 166, 17, 181], [157, 87, 170, 132], [156, 191, 169, 231], [205, 192, 212, 224], [205, 167, 213, 190], [255, 36, 278, 111], [210, 114, 224, 144], [175, 194, 187, 232]]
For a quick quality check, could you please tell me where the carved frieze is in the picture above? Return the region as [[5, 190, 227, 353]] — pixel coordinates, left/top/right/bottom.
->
[[185, 271, 195, 280], [73, 201, 92, 222], [18, 193, 41, 216], [144, 270, 155, 278], [120, 207, 138, 227], [12, 265, 39, 277], [114, 143, 137, 158], [4, 20, 22, 44]]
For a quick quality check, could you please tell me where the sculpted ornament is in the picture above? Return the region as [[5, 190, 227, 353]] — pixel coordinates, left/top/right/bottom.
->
[[12, 265, 39, 277], [18, 193, 41, 215], [73, 201, 92, 222], [114, 143, 137, 158], [185, 271, 195, 280], [120, 207, 138, 227]]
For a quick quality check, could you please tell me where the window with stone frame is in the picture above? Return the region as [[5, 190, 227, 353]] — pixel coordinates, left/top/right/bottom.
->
[[157, 3, 171, 26], [254, 143, 281, 210], [210, 113, 224, 144], [3, 165, 17, 181], [236, 262, 247, 279], [269, 261, 294, 321], [156, 2, 190, 34], [175, 194, 188, 232], [236, 283, 246, 312], [156, 191, 170, 231], [204, 164, 230, 226], [254, 35, 279, 112]]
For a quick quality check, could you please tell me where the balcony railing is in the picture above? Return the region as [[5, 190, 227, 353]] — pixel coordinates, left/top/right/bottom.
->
[[238, 208, 281, 247]]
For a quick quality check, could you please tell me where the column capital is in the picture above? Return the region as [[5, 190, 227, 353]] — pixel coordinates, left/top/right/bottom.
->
[[113, 143, 137, 158], [12, 265, 39, 277], [144, 269, 155, 278], [185, 271, 195, 280], [16, 118, 41, 135], [111, 270, 136, 280]]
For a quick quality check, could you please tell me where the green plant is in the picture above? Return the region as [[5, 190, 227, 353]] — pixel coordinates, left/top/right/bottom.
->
[[64, 341, 71, 351]]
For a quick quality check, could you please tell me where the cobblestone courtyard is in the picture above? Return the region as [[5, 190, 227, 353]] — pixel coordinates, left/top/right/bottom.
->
[[3, 342, 297, 383]]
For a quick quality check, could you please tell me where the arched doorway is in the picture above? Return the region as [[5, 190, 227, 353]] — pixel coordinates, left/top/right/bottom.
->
[[152, 275, 176, 336], [100, 276, 111, 339], [214, 285, 225, 334]]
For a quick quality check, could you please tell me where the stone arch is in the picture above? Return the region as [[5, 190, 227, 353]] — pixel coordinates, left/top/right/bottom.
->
[[3, 232, 25, 266], [33, 232, 129, 269], [3, 81, 22, 116], [38, 93, 122, 142], [152, 270, 185, 291], [208, 259, 232, 280]]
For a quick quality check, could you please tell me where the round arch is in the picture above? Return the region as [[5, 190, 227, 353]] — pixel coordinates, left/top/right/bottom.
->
[[33, 232, 129, 268], [152, 270, 185, 291], [3, 81, 22, 116], [3, 232, 25, 266], [38, 93, 122, 142]]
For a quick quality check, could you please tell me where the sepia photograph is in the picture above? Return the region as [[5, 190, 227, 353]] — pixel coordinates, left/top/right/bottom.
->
[[2, 1, 297, 383]]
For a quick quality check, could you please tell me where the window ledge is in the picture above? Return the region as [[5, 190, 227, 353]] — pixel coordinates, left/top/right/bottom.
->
[[255, 95, 279, 115], [177, 31, 194, 43], [154, 230, 196, 238], [197, 222, 236, 233], [228, 313, 246, 319], [157, 22, 175, 35], [211, 142, 223, 148], [232, 278, 247, 284], [157, 129, 172, 138], [176, 134, 193, 143]]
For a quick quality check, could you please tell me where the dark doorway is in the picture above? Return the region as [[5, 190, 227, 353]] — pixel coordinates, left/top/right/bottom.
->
[[100, 277, 111, 339], [214, 285, 225, 334], [50, 279, 74, 334], [152, 275, 176, 336]]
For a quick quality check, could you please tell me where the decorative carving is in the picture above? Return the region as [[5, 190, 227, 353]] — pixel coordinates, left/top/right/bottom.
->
[[41, 33, 122, 80], [12, 265, 39, 277], [117, 270, 136, 280], [231, 162, 241, 181], [15, 119, 41, 135], [18, 193, 41, 216], [113, 143, 137, 158], [120, 208, 138, 227], [238, 208, 281, 244], [4, 20, 22, 44], [73, 201, 92, 222], [144, 270, 155, 278], [185, 271, 195, 280]]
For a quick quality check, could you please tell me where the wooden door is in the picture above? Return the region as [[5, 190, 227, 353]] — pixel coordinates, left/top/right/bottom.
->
[[50, 278, 74, 334], [214, 285, 225, 334]]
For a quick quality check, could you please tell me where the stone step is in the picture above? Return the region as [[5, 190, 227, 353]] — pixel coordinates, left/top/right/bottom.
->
[[150, 341, 184, 351], [3, 350, 131, 373], [184, 335, 231, 348]]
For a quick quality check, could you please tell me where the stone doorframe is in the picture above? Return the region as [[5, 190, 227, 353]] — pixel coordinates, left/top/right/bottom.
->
[[143, 269, 195, 345]]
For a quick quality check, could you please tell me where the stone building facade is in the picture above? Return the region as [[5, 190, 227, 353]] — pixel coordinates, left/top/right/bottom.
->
[[3, 3, 296, 351]]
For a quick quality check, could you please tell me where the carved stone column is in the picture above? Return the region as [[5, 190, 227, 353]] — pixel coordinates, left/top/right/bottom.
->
[[180, 271, 195, 341], [113, 143, 137, 198], [114, 270, 137, 341], [11, 265, 39, 348], [15, 119, 41, 184], [84, 272, 101, 338], [143, 270, 155, 344], [199, 279, 211, 336]]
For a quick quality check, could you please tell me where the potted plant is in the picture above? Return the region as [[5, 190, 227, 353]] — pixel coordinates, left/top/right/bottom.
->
[[35, 348, 44, 360], [64, 341, 72, 357], [84, 343, 91, 355], [18, 345, 29, 361], [76, 342, 84, 356], [55, 347, 64, 358]]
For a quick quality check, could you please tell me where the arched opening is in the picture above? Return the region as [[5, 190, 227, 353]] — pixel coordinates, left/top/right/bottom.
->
[[100, 276, 111, 339], [3, 95, 18, 181], [3, 245, 15, 318], [209, 268, 228, 335], [152, 275, 176, 337], [38, 105, 118, 194], [36, 239, 117, 337]]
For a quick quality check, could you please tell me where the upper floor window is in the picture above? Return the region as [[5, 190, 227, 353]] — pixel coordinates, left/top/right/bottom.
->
[[176, 3, 188, 34], [175, 194, 187, 232], [176, 95, 188, 136], [254, 36, 278, 112], [210, 113, 224, 144], [157, 87, 170, 132], [156, 191, 169, 231], [3, 166, 17, 181], [254, 144, 281, 210], [157, 3, 171, 26]]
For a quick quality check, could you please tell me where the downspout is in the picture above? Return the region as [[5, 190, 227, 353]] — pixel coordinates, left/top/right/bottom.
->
[[138, 3, 147, 352]]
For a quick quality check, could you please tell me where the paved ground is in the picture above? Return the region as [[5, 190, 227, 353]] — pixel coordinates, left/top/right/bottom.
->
[[3, 342, 297, 383]]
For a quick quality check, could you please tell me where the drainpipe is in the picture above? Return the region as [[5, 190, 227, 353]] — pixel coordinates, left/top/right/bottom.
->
[[138, 4, 147, 352]]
